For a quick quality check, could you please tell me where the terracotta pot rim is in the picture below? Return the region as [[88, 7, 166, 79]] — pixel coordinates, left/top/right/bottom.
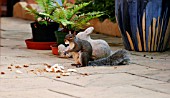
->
[[50, 44, 58, 47], [25, 39, 56, 43], [25, 39, 56, 50]]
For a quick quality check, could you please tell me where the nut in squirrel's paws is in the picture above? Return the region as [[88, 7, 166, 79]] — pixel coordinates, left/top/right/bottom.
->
[[58, 44, 72, 58], [59, 51, 72, 58]]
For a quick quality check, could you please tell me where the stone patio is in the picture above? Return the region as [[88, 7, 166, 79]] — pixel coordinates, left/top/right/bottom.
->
[[0, 17, 170, 98]]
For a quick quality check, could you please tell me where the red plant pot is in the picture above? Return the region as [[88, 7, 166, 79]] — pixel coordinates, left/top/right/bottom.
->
[[25, 39, 56, 50], [50, 44, 58, 55]]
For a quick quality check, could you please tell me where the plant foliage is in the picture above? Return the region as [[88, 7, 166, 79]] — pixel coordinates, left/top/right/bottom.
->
[[50, 1, 104, 31], [24, 0, 57, 25], [24, 0, 104, 31], [76, 0, 116, 22]]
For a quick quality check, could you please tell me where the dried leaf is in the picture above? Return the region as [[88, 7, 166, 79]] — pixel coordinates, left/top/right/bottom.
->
[[23, 64, 29, 67], [44, 63, 51, 68], [82, 73, 89, 76], [1, 72, 5, 74], [56, 76, 61, 78], [8, 66, 12, 69], [54, 68, 64, 73], [113, 67, 117, 69], [56, 73, 61, 78], [15, 65, 22, 68], [30, 69, 34, 72]]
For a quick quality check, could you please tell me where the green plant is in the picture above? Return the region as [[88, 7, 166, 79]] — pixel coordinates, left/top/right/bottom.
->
[[76, 0, 116, 22], [24, 0, 57, 25], [49, 1, 104, 31]]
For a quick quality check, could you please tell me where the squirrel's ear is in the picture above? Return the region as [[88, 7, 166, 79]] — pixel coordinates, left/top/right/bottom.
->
[[73, 31, 76, 36]]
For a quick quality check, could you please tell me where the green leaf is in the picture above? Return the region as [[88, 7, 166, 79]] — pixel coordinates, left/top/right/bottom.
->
[[24, 0, 56, 22], [38, 21, 48, 25], [60, 19, 74, 26]]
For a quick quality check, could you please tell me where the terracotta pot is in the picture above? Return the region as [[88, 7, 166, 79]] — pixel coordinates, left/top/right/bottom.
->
[[50, 44, 58, 55], [89, 18, 121, 37], [25, 39, 56, 50]]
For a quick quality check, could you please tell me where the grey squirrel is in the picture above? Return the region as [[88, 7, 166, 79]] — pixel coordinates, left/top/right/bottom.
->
[[64, 33, 130, 67], [64, 32, 93, 67], [58, 27, 112, 59]]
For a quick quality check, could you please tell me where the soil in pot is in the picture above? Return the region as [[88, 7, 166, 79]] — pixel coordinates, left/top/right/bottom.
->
[[31, 22, 59, 42]]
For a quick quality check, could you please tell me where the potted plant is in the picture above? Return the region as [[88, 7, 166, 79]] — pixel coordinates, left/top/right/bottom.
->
[[49, 1, 104, 45], [25, 0, 60, 42], [24, 0, 60, 49], [31, 0, 103, 52]]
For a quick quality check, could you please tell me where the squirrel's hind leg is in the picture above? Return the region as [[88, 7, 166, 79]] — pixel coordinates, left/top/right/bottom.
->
[[79, 52, 90, 67], [71, 52, 80, 64]]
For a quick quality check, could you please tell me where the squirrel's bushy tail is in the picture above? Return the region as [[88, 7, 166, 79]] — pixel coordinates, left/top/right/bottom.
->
[[88, 49, 130, 66]]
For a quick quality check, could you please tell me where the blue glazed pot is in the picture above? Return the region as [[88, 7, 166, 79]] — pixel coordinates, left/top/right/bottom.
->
[[115, 0, 170, 51]]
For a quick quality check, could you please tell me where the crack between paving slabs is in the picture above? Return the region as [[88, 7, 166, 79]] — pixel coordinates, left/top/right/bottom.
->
[[48, 89, 81, 98], [84, 74, 104, 87], [124, 72, 168, 83], [0, 29, 6, 31], [0, 76, 47, 80], [131, 62, 170, 71], [167, 79, 170, 83], [44, 72, 125, 88], [130, 62, 165, 70], [43, 76, 85, 88], [83, 72, 127, 87], [43, 72, 124, 88], [132, 84, 170, 95], [83, 71, 163, 87]]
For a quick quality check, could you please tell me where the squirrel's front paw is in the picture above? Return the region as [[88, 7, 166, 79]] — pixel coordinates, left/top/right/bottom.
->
[[64, 51, 68, 55]]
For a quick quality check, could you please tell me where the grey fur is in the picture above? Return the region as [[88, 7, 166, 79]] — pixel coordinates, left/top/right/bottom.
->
[[64, 34, 92, 67], [88, 49, 130, 66]]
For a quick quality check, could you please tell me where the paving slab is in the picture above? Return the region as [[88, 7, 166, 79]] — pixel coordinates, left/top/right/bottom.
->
[[133, 69, 170, 83], [101, 85, 170, 98], [1, 17, 32, 31], [133, 83, 170, 95], [1, 17, 170, 98], [0, 89, 72, 98], [130, 51, 170, 70]]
